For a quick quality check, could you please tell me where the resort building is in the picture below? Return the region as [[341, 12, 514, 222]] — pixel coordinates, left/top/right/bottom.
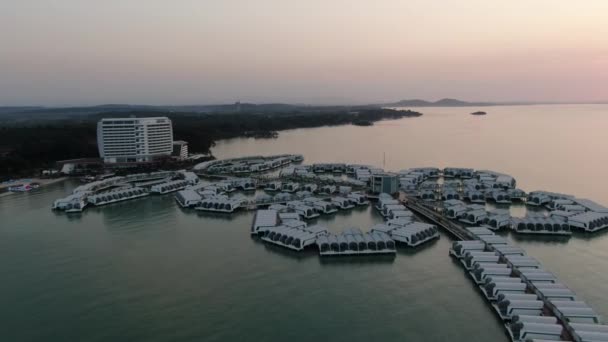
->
[[371, 173, 398, 194], [172, 140, 189, 160], [97, 117, 174, 163]]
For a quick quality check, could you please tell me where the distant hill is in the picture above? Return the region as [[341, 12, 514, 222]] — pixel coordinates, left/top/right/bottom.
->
[[385, 98, 493, 107], [0, 98, 555, 122], [0, 102, 391, 121], [0, 103, 387, 122]]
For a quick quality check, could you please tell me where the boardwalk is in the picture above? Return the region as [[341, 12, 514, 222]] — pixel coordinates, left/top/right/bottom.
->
[[399, 192, 476, 241]]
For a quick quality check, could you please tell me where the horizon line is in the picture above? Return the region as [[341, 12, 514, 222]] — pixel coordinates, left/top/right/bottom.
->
[[2, 100, 608, 108]]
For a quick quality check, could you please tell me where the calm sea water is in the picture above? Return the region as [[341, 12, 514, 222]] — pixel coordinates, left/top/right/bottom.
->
[[2, 105, 608, 342]]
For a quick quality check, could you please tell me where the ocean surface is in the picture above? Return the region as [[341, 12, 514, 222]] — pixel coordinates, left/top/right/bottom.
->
[[2, 104, 608, 342]]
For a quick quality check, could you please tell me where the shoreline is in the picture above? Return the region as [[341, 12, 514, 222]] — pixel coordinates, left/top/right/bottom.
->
[[0, 177, 68, 195]]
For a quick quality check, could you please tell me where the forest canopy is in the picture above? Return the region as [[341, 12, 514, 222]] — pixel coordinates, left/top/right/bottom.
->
[[0, 107, 421, 177]]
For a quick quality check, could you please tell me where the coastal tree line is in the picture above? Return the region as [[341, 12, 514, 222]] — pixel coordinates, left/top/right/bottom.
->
[[0, 108, 420, 178]]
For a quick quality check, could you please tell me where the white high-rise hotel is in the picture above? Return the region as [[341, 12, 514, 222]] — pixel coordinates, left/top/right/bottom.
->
[[97, 117, 174, 163]]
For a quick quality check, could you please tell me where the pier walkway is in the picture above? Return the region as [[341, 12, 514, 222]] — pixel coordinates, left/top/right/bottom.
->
[[399, 192, 475, 240]]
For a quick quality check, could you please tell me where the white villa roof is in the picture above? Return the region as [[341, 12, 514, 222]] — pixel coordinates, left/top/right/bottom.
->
[[371, 224, 395, 234], [573, 198, 608, 213], [278, 212, 300, 221], [304, 225, 328, 235], [570, 211, 608, 224], [176, 189, 201, 202], [254, 210, 278, 228]]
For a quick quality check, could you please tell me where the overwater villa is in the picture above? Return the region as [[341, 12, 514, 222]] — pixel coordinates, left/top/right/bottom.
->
[[52, 193, 88, 213], [331, 196, 355, 210], [510, 217, 572, 235], [286, 202, 320, 219], [568, 212, 608, 232], [409, 167, 441, 178], [445, 204, 468, 219], [150, 180, 190, 194], [483, 212, 511, 231], [459, 207, 488, 225], [380, 204, 407, 218], [88, 187, 149, 206], [419, 190, 437, 201], [233, 178, 256, 191], [442, 189, 460, 201], [487, 190, 512, 204], [347, 192, 369, 206], [301, 183, 318, 193], [195, 196, 243, 213], [443, 167, 475, 178], [319, 185, 337, 195], [372, 222, 439, 247], [281, 182, 300, 193], [318, 229, 396, 256], [264, 181, 282, 192]]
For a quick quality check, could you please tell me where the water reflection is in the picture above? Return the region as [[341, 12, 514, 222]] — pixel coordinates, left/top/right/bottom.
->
[[508, 234, 570, 245], [7, 105, 608, 342], [572, 229, 608, 240], [395, 239, 440, 256], [52, 211, 85, 222], [318, 254, 396, 265], [195, 210, 249, 221], [249, 237, 317, 260]]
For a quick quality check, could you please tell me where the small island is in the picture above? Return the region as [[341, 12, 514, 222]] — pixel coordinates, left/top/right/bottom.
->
[[471, 111, 487, 116]]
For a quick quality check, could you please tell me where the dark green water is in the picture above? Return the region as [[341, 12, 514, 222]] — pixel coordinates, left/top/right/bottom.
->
[[2, 105, 608, 341], [0, 184, 505, 341]]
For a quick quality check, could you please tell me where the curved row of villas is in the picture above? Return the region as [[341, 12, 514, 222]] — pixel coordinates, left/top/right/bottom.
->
[[251, 209, 397, 255], [371, 221, 439, 247], [195, 196, 243, 213], [173, 177, 370, 216], [52, 193, 88, 213], [277, 167, 369, 187], [256, 190, 368, 208], [263, 181, 357, 196], [52, 170, 199, 213], [261, 224, 327, 251], [300, 165, 518, 192], [419, 187, 526, 204], [194, 154, 303, 174], [197, 158, 528, 200], [150, 180, 191, 195], [441, 198, 608, 234], [317, 229, 396, 256], [87, 187, 149, 206], [250, 202, 439, 257], [510, 218, 572, 235], [123, 171, 178, 184], [265, 193, 367, 219], [72, 176, 125, 194], [174, 180, 253, 213], [373, 193, 440, 247], [450, 228, 608, 342]]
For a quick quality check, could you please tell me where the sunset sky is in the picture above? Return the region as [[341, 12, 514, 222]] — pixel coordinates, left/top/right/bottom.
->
[[1, 0, 607, 105]]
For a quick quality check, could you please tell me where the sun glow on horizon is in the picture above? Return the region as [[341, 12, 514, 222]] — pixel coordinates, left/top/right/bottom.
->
[[1, 0, 607, 105]]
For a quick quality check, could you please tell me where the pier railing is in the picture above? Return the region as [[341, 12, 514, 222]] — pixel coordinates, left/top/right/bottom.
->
[[399, 193, 476, 241]]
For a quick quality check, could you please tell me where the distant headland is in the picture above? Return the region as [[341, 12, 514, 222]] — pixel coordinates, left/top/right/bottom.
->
[[383, 98, 501, 107]]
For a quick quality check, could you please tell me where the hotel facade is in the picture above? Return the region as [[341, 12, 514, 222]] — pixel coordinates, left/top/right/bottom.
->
[[97, 117, 174, 163]]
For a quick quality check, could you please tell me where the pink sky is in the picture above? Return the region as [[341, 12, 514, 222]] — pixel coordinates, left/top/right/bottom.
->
[[1, 0, 607, 105]]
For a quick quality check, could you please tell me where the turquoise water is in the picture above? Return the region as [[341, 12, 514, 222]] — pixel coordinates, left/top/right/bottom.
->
[[2, 104, 608, 341]]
